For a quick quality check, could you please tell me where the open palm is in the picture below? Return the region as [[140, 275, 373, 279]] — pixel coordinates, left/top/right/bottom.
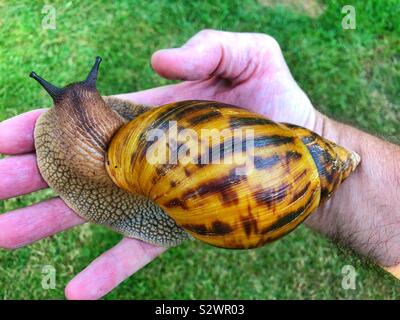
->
[[0, 30, 317, 299]]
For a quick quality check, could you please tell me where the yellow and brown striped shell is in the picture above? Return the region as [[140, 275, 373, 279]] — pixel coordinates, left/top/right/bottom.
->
[[106, 101, 360, 249]]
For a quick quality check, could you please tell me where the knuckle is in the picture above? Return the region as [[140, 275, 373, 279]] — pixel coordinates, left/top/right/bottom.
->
[[197, 28, 219, 38], [258, 33, 281, 51]]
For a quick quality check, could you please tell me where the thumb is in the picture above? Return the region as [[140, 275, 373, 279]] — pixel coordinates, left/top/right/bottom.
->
[[151, 48, 218, 81], [151, 39, 221, 81], [151, 29, 260, 81]]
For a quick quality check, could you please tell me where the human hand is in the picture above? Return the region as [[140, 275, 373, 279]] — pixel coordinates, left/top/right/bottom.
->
[[2, 30, 318, 299], [0, 30, 329, 299], [4, 30, 393, 300]]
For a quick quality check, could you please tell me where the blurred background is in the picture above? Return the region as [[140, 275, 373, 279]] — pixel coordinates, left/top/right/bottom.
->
[[0, 0, 399, 299]]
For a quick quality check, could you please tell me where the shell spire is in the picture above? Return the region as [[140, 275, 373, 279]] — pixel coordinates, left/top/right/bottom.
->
[[285, 123, 361, 202]]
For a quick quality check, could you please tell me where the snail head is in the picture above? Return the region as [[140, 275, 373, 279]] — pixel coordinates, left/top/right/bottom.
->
[[30, 56, 102, 103], [30, 56, 125, 183]]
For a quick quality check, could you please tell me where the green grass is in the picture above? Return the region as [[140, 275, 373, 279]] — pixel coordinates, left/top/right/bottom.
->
[[0, 0, 399, 299]]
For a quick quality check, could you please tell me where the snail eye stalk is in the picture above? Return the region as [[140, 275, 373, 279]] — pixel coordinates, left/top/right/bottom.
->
[[29, 71, 64, 102], [30, 56, 102, 100], [84, 56, 102, 88]]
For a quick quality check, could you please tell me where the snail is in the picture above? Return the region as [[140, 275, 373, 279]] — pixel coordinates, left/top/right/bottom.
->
[[30, 57, 360, 249]]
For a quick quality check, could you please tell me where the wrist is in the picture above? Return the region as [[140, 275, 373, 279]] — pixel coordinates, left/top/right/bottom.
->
[[306, 111, 400, 268]]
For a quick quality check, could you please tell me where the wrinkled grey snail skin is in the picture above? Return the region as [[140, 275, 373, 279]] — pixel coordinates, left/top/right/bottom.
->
[[31, 57, 190, 247]]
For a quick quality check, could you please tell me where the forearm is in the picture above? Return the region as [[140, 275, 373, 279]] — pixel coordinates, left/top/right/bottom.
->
[[308, 111, 400, 268]]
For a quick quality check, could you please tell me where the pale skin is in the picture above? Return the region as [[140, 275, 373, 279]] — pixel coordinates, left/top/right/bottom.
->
[[0, 30, 399, 299]]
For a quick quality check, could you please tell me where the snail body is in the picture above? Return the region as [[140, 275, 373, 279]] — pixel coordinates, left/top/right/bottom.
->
[[31, 57, 360, 249]]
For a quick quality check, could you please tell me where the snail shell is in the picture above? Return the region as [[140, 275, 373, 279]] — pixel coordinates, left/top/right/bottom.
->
[[31, 57, 360, 249], [106, 101, 360, 248]]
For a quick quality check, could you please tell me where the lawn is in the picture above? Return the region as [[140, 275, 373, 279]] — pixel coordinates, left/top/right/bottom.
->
[[0, 0, 399, 299]]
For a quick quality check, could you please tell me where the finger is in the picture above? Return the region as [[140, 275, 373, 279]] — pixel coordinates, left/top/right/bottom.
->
[[151, 29, 282, 81], [0, 109, 47, 155], [65, 237, 166, 300], [0, 197, 84, 249], [115, 84, 182, 106], [0, 153, 47, 200], [114, 81, 210, 106]]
